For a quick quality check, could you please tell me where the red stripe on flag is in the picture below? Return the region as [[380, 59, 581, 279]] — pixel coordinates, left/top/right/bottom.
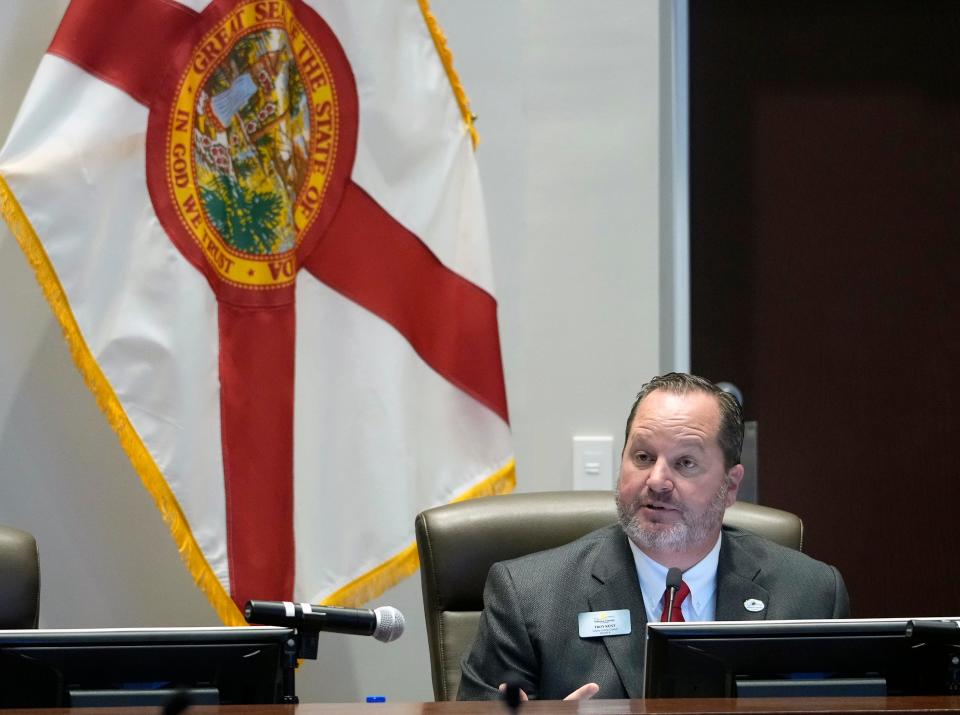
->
[[48, 0, 198, 106], [219, 302, 296, 606], [305, 182, 510, 425]]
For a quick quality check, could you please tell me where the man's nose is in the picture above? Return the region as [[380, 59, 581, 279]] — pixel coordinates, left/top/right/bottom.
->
[[646, 458, 675, 492]]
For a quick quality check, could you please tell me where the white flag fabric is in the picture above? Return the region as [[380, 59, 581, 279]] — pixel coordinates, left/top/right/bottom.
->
[[0, 0, 514, 624]]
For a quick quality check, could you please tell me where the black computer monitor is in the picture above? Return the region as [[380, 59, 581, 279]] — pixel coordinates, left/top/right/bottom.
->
[[644, 617, 960, 698], [0, 626, 294, 707]]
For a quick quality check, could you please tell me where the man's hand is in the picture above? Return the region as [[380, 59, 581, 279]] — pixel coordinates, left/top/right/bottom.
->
[[498, 682, 600, 701], [564, 683, 600, 700]]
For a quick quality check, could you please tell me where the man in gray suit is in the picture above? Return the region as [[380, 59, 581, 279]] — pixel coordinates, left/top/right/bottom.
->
[[458, 373, 850, 701]]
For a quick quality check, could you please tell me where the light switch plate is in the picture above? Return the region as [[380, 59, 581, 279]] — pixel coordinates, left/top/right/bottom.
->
[[572, 435, 615, 490]]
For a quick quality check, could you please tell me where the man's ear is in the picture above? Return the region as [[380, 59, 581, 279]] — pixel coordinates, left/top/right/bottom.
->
[[724, 464, 744, 507]]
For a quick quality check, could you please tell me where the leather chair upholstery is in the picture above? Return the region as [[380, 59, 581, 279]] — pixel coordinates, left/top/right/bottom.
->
[[0, 525, 40, 628], [414, 490, 803, 701]]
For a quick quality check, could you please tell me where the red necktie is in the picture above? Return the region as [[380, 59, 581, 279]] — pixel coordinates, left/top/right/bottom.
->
[[660, 580, 691, 622]]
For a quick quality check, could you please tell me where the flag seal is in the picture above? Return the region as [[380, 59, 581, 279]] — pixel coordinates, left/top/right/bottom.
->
[[147, 0, 358, 305]]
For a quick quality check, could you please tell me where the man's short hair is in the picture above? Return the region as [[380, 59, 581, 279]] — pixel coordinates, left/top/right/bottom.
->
[[623, 372, 744, 470]]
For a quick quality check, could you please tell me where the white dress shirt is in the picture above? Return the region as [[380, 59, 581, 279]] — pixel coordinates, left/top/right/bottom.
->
[[627, 534, 722, 623]]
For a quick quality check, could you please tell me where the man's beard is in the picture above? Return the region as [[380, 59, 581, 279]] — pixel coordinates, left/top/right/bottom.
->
[[616, 481, 728, 553]]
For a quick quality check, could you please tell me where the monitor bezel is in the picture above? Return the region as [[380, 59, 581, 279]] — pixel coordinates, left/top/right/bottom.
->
[[0, 625, 294, 707], [643, 616, 960, 699]]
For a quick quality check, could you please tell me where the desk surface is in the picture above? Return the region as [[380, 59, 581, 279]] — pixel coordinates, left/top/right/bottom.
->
[[5, 697, 960, 715]]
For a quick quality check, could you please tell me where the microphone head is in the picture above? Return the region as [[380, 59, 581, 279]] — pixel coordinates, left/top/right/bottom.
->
[[502, 681, 523, 711], [666, 567, 683, 590], [372, 606, 405, 643]]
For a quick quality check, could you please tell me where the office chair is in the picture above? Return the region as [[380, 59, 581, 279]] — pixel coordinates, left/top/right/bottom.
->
[[414, 490, 802, 701], [0, 524, 40, 628]]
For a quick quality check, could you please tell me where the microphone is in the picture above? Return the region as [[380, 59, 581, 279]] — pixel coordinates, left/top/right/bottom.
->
[[161, 689, 193, 715], [501, 681, 523, 712], [664, 567, 682, 623], [244, 600, 405, 643]]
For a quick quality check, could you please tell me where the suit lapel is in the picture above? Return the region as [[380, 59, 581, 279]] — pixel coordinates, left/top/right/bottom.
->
[[716, 529, 770, 621], [586, 527, 647, 698]]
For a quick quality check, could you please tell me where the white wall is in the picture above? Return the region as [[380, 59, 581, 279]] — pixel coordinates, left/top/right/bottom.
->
[[0, 0, 670, 702]]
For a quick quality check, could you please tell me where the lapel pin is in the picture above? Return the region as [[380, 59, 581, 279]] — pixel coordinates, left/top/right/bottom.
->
[[743, 598, 765, 613]]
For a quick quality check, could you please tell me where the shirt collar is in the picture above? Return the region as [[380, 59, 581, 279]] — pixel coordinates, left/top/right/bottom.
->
[[627, 533, 722, 623]]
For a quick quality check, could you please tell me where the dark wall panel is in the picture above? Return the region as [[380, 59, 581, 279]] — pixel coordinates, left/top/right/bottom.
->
[[691, 1, 960, 617]]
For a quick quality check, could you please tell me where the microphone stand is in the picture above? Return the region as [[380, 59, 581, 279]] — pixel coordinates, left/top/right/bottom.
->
[[280, 629, 320, 704], [664, 587, 678, 623], [664, 567, 682, 623]]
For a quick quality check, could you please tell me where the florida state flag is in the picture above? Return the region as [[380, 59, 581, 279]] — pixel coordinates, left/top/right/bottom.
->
[[0, 0, 514, 624]]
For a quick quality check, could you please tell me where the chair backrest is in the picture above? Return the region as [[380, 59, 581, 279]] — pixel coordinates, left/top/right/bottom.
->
[[0, 524, 40, 629], [414, 490, 803, 701]]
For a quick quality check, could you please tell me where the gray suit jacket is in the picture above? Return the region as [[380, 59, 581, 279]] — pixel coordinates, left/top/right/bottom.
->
[[458, 523, 850, 700]]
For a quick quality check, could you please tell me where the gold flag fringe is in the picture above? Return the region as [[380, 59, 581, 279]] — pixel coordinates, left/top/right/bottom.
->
[[322, 459, 516, 606], [418, 0, 480, 149], [0, 175, 245, 627]]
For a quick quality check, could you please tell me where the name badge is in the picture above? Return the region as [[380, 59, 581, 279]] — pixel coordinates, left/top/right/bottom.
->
[[578, 609, 631, 638]]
